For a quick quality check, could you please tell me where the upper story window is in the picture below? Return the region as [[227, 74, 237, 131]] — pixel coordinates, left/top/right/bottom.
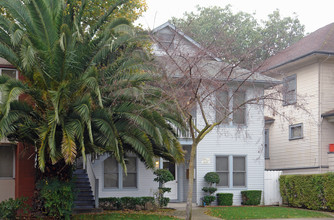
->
[[104, 156, 137, 189], [289, 123, 303, 140], [0, 146, 15, 178], [233, 92, 246, 125], [215, 91, 229, 123], [283, 74, 296, 105], [216, 90, 246, 125]]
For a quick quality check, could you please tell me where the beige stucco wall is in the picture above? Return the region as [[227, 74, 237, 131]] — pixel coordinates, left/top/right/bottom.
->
[[265, 62, 320, 172], [0, 179, 15, 201]]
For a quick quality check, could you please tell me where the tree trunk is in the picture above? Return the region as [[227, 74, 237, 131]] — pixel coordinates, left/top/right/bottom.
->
[[186, 142, 198, 220]]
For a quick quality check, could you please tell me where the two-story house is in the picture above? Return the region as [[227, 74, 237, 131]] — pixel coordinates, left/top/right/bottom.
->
[[0, 58, 35, 203], [89, 22, 275, 205], [262, 22, 334, 174]]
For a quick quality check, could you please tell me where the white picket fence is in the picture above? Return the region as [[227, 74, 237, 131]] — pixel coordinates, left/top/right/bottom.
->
[[264, 170, 282, 205]]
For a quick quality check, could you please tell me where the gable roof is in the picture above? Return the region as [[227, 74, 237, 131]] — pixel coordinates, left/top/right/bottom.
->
[[151, 22, 222, 62], [262, 22, 334, 71], [153, 22, 280, 86]]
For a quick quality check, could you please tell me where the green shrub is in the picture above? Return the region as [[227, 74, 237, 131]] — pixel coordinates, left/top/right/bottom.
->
[[202, 187, 217, 195], [217, 193, 233, 206], [0, 197, 29, 219], [37, 178, 76, 219], [203, 196, 216, 206], [204, 172, 220, 185], [279, 173, 334, 211], [202, 172, 220, 206], [99, 197, 155, 210], [241, 190, 262, 205], [154, 169, 174, 207], [154, 169, 174, 184], [159, 197, 170, 207]]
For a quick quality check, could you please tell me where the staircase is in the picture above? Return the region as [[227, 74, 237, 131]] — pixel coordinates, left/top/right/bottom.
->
[[73, 169, 101, 214]]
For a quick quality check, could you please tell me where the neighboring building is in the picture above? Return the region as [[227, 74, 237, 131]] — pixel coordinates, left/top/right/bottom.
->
[[0, 58, 35, 202], [90, 22, 274, 205], [262, 22, 334, 174]]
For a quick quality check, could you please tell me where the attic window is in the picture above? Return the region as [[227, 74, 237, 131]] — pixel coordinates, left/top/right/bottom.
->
[[157, 33, 175, 50], [283, 74, 296, 105]]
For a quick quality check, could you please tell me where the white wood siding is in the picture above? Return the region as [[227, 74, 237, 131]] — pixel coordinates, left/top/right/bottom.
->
[[92, 154, 158, 198], [265, 63, 320, 171], [196, 87, 265, 205]]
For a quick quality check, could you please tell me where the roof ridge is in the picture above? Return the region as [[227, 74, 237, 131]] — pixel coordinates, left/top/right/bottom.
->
[[320, 23, 334, 50]]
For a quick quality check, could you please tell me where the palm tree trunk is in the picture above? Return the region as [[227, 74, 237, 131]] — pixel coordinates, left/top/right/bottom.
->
[[186, 142, 198, 220]]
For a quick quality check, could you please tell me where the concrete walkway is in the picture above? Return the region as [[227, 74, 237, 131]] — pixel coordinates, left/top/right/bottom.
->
[[165, 203, 334, 220], [165, 203, 221, 220]]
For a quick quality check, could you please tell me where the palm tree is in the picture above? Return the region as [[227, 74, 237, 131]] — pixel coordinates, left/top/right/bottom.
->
[[0, 0, 183, 175]]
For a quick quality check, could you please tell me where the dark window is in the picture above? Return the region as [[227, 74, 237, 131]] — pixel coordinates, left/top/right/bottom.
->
[[104, 156, 137, 188], [283, 75, 296, 105], [216, 156, 229, 187], [233, 156, 246, 187], [289, 123, 303, 140], [0, 146, 14, 178], [233, 92, 246, 124], [216, 156, 247, 188], [265, 129, 269, 159], [216, 91, 229, 123]]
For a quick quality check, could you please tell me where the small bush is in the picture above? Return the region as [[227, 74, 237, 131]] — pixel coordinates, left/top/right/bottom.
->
[[159, 197, 170, 207], [154, 169, 174, 207], [0, 197, 29, 219], [202, 187, 217, 194], [99, 197, 155, 210], [241, 190, 262, 205], [203, 196, 216, 206], [204, 172, 220, 185], [217, 193, 233, 206], [37, 178, 76, 219]]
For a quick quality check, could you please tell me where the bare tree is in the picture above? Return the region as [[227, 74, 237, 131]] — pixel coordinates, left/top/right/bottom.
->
[[150, 23, 305, 220]]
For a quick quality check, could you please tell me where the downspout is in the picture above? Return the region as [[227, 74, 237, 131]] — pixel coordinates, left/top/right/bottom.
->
[[319, 55, 331, 173]]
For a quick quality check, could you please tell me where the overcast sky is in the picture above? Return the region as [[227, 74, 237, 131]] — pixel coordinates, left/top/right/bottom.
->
[[135, 0, 334, 33]]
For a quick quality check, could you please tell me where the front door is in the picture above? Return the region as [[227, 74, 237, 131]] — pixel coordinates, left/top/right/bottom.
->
[[163, 161, 178, 200]]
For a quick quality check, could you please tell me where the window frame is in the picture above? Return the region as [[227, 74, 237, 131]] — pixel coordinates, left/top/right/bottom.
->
[[264, 129, 269, 159], [0, 145, 15, 179], [215, 155, 247, 189], [0, 68, 18, 79], [283, 74, 297, 106], [103, 156, 138, 190], [215, 90, 247, 126], [289, 123, 303, 140]]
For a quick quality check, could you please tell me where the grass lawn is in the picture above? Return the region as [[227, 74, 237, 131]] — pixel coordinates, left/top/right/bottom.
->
[[206, 206, 334, 219], [72, 211, 180, 220]]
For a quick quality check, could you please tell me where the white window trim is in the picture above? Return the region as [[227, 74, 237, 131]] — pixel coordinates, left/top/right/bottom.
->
[[0, 68, 18, 79], [215, 155, 247, 189], [289, 123, 303, 140], [216, 89, 247, 126], [103, 156, 138, 190]]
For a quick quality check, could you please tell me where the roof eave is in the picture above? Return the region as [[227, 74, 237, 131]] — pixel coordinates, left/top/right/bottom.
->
[[265, 51, 334, 72]]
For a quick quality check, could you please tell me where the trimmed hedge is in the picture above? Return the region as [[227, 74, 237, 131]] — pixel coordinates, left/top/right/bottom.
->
[[217, 193, 233, 206], [99, 197, 155, 210], [241, 190, 262, 205], [279, 173, 334, 211]]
